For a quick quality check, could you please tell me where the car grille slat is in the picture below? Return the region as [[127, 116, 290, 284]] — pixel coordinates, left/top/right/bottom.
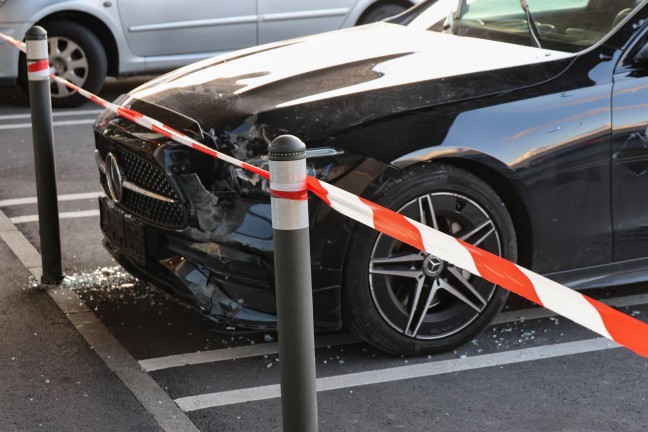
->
[[119, 150, 176, 199], [121, 189, 188, 228], [96, 134, 189, 229]]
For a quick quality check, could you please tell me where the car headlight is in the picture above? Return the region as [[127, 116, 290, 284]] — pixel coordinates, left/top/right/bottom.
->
[[231, 148, 363, 198]]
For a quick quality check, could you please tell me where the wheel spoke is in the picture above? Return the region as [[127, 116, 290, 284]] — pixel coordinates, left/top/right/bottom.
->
[[51, 79, 68, 96], [370, 267, 424, 279], [418, 195, 439, 230], [459, 220, 496, 247], [371, 252, 425, 265], [67, 58, 88, 71], [403, 274, 427, 336], [371, 251, 426, 279], [440, 268, 487, 312], [59, 43, 78, 63], [48, 38, 60, 56], [407, 279, 441, 337], [62, 69, 85, 86]]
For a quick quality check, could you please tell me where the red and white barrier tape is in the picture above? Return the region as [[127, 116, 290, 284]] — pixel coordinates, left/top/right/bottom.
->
[[4, 31, 648, 357], [0, 32, 26, 52]]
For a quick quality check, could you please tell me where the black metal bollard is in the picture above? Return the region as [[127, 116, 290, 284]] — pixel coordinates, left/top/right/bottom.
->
[[26, 26, 63, 284], [269, 135, 318, 432]]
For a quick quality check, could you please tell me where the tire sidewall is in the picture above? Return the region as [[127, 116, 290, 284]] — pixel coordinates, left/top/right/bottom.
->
[[343, 163, 517, 355]]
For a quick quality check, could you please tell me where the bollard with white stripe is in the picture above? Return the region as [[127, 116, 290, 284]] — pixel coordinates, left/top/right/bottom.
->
[[26, 26, 63, 284], [269, 135, 318, 432]]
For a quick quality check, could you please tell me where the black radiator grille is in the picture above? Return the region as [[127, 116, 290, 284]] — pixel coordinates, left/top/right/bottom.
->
[[95, 134, 189, 229], [120, 149, 177, 199], [120, 189, 188, 228]]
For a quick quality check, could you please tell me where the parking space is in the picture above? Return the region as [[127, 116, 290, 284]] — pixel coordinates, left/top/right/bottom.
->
[[54, 269, 648, 431], [2, 81, 648, 431]]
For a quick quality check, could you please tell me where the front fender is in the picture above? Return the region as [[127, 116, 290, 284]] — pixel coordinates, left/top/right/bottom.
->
[[393, 146, 536, 268]]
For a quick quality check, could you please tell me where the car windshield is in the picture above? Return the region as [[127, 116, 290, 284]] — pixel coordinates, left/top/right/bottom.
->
[[407, 0, 645, 52]]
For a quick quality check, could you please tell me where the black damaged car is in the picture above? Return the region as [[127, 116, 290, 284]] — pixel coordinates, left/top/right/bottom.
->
[[94, 0, 648, 355]]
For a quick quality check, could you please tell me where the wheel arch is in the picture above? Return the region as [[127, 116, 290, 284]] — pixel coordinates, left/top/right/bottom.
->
[[426, 156, 534, 270], [389, 147, 534, 270], [37, 12, 119, 77], [354, 0, 415, 25]]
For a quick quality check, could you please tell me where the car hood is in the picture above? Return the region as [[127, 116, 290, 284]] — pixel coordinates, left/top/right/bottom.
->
[[124, 22, 574, 145]]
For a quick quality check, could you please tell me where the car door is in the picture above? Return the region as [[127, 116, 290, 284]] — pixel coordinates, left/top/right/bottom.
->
[[257, 0, 356, 44], [117, 0, 257, 58], [611, 21, 648, 261]]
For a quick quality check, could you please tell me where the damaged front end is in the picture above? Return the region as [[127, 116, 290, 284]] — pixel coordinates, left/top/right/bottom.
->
[[93, 97, 366, 331]]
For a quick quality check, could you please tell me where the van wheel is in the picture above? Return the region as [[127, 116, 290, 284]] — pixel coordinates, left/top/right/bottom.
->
[[18, 21, 107, 108]]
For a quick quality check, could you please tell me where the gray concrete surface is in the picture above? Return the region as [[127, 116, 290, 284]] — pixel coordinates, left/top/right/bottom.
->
[[0, 239, 162, 432]]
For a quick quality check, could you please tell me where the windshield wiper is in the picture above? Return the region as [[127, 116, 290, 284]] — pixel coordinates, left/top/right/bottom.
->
[[520, 0, 542, 48], [443, 0, 467, 34]]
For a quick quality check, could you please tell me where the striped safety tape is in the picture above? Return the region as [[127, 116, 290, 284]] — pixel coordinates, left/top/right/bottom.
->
[[3, 30, 648, 357], [0, 32, 26, 52]]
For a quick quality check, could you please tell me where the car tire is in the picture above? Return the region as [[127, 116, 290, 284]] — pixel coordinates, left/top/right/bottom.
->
[[358, 3, 408, 24], [342, 163, 517, 356], [18, 21, 107, 108]]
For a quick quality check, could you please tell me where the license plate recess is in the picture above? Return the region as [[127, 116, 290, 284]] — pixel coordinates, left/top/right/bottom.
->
[[99, 198, 146, 265]]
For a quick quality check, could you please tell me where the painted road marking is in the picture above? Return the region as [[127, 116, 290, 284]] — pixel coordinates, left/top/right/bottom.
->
[[0, 109, 103, 120], [175, 337, 619, 411], [140, 333, 358, 372], [10, 209, 100, 224], [0, 192, 103, 207], [0, 119, 96, 130], [139, 292, 648, 372]]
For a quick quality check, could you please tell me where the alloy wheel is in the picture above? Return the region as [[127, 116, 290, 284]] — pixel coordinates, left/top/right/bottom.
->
[[369, 192, 502, 340]]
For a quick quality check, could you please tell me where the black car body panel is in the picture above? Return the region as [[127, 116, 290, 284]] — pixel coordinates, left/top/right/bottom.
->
[[94, 0, 648, 343]]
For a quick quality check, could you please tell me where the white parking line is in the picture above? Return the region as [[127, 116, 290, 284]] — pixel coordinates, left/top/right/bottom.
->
[[0, 192, 103, 207], [139, 292, 648, 372], [140, 333, 358, 372], [175, 337, 619, 411], [0, 119, 96, 130], [0, 109, 103, 120], [10, 209, 100, 224]]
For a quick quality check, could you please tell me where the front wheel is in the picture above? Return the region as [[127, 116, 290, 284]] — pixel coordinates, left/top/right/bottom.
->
[[343, 163, 517, 355], [18, 21, 107, 108]]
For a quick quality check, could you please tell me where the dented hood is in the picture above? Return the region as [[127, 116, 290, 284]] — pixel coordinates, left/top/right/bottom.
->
[[124, 22, 573, 141]]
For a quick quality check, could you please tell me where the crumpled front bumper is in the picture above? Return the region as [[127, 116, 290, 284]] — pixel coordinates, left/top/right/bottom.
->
[[99, 195, 344, 331], [99, 195, 281, 329]]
